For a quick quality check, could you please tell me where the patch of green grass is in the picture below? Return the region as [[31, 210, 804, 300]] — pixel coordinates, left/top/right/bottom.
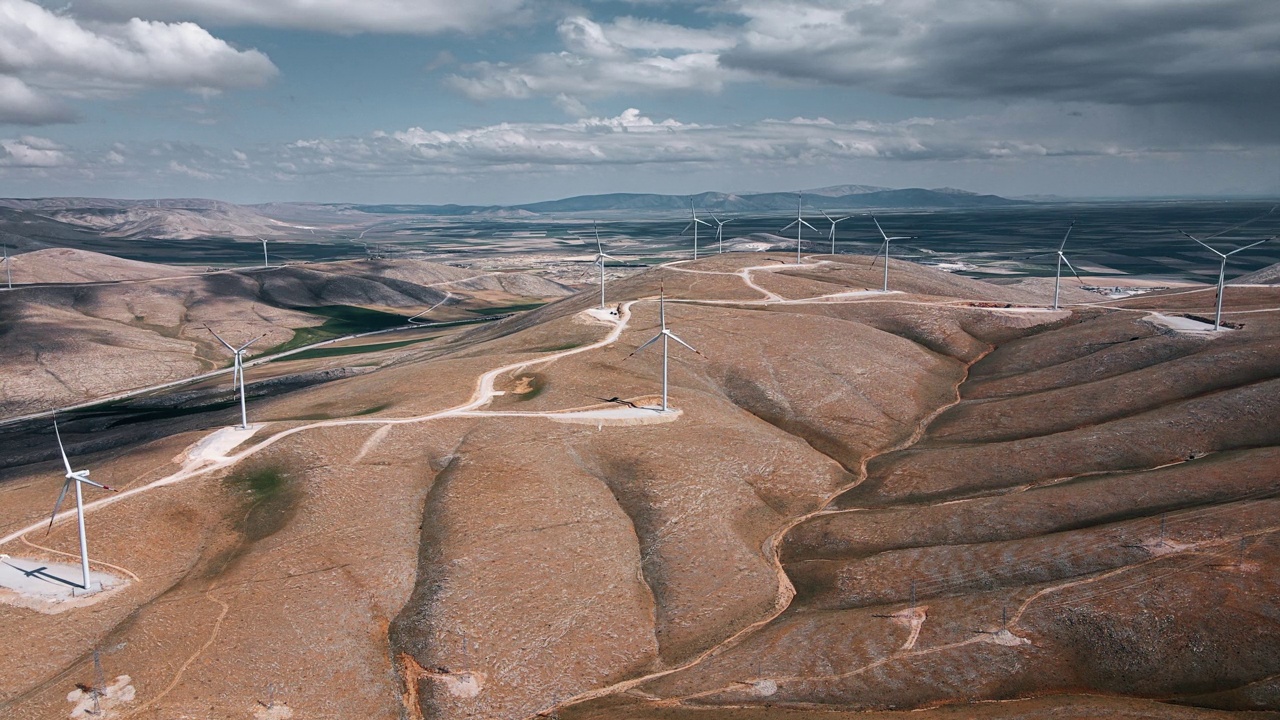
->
[[224, 463, 298, 541], [259, 305, 413, 356], [283, 335, 436, 361], [471, 302, 547, 316], [533, 341, 583, 352]]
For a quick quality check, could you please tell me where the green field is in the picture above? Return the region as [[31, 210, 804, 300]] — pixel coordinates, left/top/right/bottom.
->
[[282, 335, 436, 361], [259, 305, 412, 356]]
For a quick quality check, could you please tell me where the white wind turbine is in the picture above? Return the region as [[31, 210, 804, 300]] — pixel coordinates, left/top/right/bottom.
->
[[781, 193, 818, 263], [821, 211, 851, 255], [627, 288, 703, 412], [710, 214, 730, 254], [1179, 207, 1277, 330], [682, 200, 712, 260], [1024, 220, 1085, 307], [870, 215, 914, 292], [207, 326, 265, 428], [257, 236, 270, 269], [47, 421, 116, 594], [592, 222, 618, 310]]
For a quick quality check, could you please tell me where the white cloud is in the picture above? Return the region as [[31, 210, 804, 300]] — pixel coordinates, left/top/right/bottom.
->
[[0, 135, 68, 166], [167, 159, 219, 179], [83, 0, 532, 35], [448, 16, 739, 101], [0, 76, 77, 124], [260, 106, 1248, 179], [0, 0, 277, 124]]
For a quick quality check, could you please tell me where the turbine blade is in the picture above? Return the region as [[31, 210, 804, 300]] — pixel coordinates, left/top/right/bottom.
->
[[800, 220, 819, 232], [627, 334, 662, 358], [1224, 237, 1274, 256], [53, 421, 74, 476], [238, 333, 267, 352], [48, 479, 72, 532], [74, 473, 114, 492], [665, 331, 703, 356], [205, 325, 235, 351], [1203, 206, 1276, 242], [1180, 231, 1226, 257], [781, 220, 798, 232], [594, 222, 602, 254], [1059, 221, 1075, 252], [821, 210, 833, 221], [1061, 253, 1084, 283], [869, 239, 888, 266], [871, 215, 890, 241], [681, 222, 694, 235]]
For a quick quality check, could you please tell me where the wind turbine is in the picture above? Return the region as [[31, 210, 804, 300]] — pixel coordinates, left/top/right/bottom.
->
[[710, 214, 730, 254], [821, 211, 851, 255], [781, 193, 819, 263], [682, 200, 712, 260], [47, 421, 116, 594], [870, 215, 914, 292], [257, 236, 269, 269], [207, 326, 265, 428], [592, 222, 618, 310], [627, 288, 703, 412], [1050, 223, 1083, 310], [1179, 208, 1277, 330]]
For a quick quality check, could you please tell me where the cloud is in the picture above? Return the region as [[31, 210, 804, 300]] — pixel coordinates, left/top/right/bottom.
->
[[0, 0, 277, 124], [0, 135, 69, 166], [1, 105, 1269, 192], [721, 0, 1280, 107], [0, 76, 78, 124], [447, 16, 738, 100], [82, 0, 532, 35], [261, 106, 1258, 179]]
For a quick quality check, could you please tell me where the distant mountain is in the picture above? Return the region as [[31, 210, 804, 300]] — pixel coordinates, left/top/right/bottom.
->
[[0, 186, 1029, 248], [386, 187, 1029, 216], [802, 184, 892, 196]]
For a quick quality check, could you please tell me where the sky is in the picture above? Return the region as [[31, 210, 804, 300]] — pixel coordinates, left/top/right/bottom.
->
[[0, 0, 1277, 204]]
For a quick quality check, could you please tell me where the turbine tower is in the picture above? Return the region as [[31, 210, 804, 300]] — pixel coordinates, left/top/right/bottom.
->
[[821, 211, 851, 255], [781, 193, 818, 263], [1179, 226, 1276, 330], [682, 200, 711, 260], [627, 288, 703, 412], [48, 421, 116, 594], [258, 237, 270, 269], [710, 214, 730, 254], [207, 326, 264, 428], [870, 215, 913, 292], [592, 222, 618, 310]]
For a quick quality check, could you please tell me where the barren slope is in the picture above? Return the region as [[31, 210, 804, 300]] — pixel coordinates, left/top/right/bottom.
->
[[0, 253, 1276, 720]]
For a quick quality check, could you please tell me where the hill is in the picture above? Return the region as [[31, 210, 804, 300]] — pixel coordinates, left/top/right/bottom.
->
[[1235, 260, 1280, 284], [0, 256, 574, 416], [4, 248, 200, 284], [0, 253, 1276, 720]]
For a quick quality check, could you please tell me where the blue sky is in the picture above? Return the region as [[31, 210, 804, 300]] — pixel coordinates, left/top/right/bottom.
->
[[0, 0, 1277, 204]]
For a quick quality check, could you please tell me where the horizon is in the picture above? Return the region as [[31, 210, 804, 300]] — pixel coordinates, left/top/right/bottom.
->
[[0, 2, 1277, 204]]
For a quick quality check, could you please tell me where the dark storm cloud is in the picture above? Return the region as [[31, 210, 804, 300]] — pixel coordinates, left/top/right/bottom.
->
[[721, 0, 1280, 107]]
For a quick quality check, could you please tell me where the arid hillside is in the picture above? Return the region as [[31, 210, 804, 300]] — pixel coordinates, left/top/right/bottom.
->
[[0, 253, 1276, 720], [0, 254, 574, 416]]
